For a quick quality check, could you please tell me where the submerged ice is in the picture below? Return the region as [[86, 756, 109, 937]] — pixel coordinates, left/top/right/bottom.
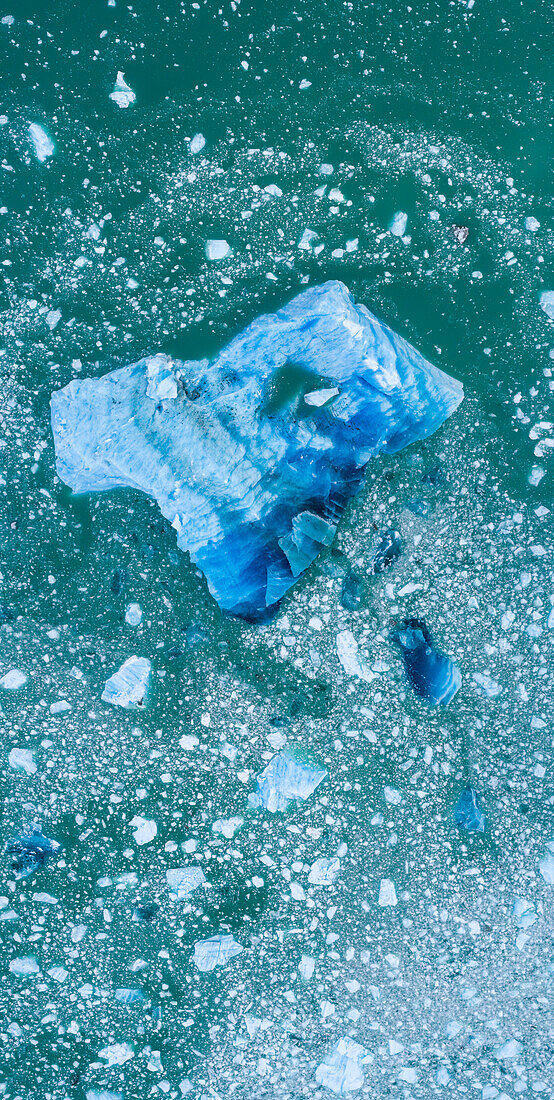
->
[[392, 617, 462, 705], [51, 282, 463, 620]]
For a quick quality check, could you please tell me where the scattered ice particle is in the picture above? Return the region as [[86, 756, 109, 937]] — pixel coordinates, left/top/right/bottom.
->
[[129, 816, 157, 846], [525, 216, 540, 232], [540, 291, 554, 320], [101, 656, 151, 708], [299, 954, 315, 980], [190, 132, 205, 154], [249, 749, 327, 812], [378, 878, 397, 906], [336, 630, 374, 682], [315, 1037, 367, 1095], [538, 851, 554, 885], [145, 353, 177, 400], [212, 816, 243, 839], [1, 668, 27, 690], [192, 934, 243, 972], [308, 857, 340, 886], [125, 602, 142, 626], [29, 123, 54, 162], [98, 1042, 135, 1066], [166, 867, 206, 900], [46, 309, 61, 330], [493, 1039, 522, 1061], [453, 786, 486, 833], [8, 748, 36, 775], [109, 72, 136, 108], [390, 211, 408, 237], [9, 956, 39, 976], [205, 239, 230, 261]]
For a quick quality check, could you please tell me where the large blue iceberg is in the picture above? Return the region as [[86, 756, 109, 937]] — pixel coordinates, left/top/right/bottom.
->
[[51, 282, 463, 620]]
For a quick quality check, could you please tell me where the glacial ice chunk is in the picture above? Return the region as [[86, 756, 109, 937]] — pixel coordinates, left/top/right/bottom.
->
[[145, 354, 178, 400], [205, 239, 230, 260], [9, 956, 40, 976], [249, 749, 327, 812], [315, 1037, 367, 1094], [190, 132, 206, 154], [390, 211, 408, 237], [8, 747, 36, 775], [453, 786, 486, 833], [129, 816, 157, 845], [378, 878, 398, 906], [308, 857, 340, 886], [1, 668, 27, 689], [192, 934, 243, 972], [539, 850, 554, 885], [109, 72, 135, 108], [7, 825, 61, 878], [166, 867, 206, 900], [392, 618, 461, 704], [540, 290, 554, 320], [101, 656, 151, 708], [50, 281, 463, 620], [336, 630, 374, 682], [29, 123, 54, 162]]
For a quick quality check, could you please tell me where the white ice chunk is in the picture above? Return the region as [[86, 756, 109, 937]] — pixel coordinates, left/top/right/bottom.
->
[[101, 656, 151, 708], [109, 72, 136, 108], [46, 309, 61, 330], [29, 123, 54, 162], [315, 1037, 367, 1094], [125, 602, 142, 626], [538, 851, 554, 885], [98, 1041, 134, 1066], [145, 354, 177, 400], [525, 216, 540, 232], [8, 747, 36, 774], [212, 816, 243, 838], [86, 1091, 123, 1100], [47, 966, 68, 982], [378, 878, 397, 906], [308, 857, 340, 886], [539, 290, 554, 320], [166, 866, 206, 900], [9, 956, 40, 976], [129, 816, 157, 846], [249, 749, 327, 812], [304, 387, 340, 407], [205, 239, 230, 261], [299, 954, 315, 980], [390, 211, 408, 237], [493, 1039, 522, 1061], [190, 132, 205, 154], [472, 671, 500, 697], [1, 668, 27, 689], [336, 630, 375, 682], [192, 934, 243, 972]]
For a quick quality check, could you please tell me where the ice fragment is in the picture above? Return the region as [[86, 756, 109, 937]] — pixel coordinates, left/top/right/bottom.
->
[[453, 786, 486, 833], [315, 1037, 367, 1094], [1, 668, 27, 689], [392, 618, 461, 704], [192, 934, 243, 972], [166, 867, 206, 900], [8, 748, 36, 775], [308, 857, 340, 886], [249, 749, 327, 812], [378, 878, 398, 906], [101, 656, 151, 708], [29, 123, 54, 162], [7, 825, 61, 878], [109, 72, 135, 108]]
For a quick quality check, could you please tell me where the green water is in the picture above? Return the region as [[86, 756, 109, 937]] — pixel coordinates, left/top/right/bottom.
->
[[1, 3, 553, 1098]]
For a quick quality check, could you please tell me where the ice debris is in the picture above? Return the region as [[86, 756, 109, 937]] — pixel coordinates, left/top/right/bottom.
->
[[8, 747, 36, 774], [51, 281, 463, 620], [6, 825, 61, 878], [315, 1037, 367, 1094], [98, 1042, 134, 1066], [1, 668, 27, 689], [539, 290, 554, 320], [9, 956, 40, 976], [390, 211, 408, 237], [378, 878, 398, 906], [166, 867, 206, 900], [145, 353, 178, 400], [308, 857, 340, 886], [109, 72, 135, 108], [249, 749, 327, 812], [336, 630, 374, 682], [29, 122, 54, 162], [190, 132, 205, 154], [538, 848, 554, 885], [129, 816, 157, 845], [472, 671, 500, 698], [392, 618, 461, 704], [205, 239, 230, 260], [453, 786, 486, 833], [371, 528, 402, 573], [192, 934, 243, 972], [101, 656, 151, 708], [125, 602, 142, 626], [340, 571, 363, 610]]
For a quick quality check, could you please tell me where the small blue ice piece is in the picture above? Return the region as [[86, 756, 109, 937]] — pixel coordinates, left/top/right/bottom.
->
[[6, 825, 61, 879], [392, 617, 461, 704], [51, 281, 463, 621], [453, 786, 486, 833], [371, 527, 402, 574], [249, 749, 327, 813]]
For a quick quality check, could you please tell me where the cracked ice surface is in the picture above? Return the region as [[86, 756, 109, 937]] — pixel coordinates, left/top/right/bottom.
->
[[50, 282, 463, 620]]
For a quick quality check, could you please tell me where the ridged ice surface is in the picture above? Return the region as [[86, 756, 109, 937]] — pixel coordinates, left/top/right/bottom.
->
[[50, 281, 463, 620]]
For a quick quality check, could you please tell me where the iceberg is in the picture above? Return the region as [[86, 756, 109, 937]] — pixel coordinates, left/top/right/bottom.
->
[[391, 618, 461, 705], [6, 825, 61, 879], [50, 282, 463, 620], [109, 72, 136, 108], [192, 934, 243, 972], [101, 656, 151, 708], [249, 749, 327, 813], [29, 122, 54, 162], [315, 1037, 367, 1094]]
